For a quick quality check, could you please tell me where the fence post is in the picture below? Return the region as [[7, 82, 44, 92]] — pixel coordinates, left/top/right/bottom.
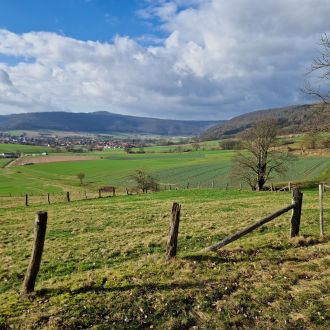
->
[[225, 183, 229, 191], [126, 187, 129, 195], [186, 182, 189, 189], [85, 191, 87, 199], [47, 193, 50, 204], [212, 180, 214, 188], [22, 211, 48, 294], [99, 189, 101, 198], [66, 191, 70, 202], [290, 188, 303, 237], [113, 187, 116, 196], [319, 183, 324, 237], [166, 202, 181, 260], [25, 194, 28, 206], [239, 183, 242, 191]]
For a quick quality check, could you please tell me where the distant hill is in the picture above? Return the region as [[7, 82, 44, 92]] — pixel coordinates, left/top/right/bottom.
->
[[200, 103, 330, 140], [0, 111, 222, 136]]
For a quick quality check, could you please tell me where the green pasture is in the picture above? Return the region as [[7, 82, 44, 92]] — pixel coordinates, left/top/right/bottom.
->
[[0, 143, 52, 154], [0, 146, 329, 196], [0, 189, 329, 328]]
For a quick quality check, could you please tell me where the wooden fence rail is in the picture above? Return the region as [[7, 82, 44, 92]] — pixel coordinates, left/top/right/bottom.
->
[[206, 188, 303, 251]]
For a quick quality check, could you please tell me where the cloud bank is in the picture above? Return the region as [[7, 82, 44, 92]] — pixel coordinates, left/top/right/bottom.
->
[[0, 0, 329, 119]]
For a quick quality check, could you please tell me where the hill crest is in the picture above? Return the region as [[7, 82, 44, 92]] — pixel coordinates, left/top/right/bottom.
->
[[200, 103, 330, 140], [0, 111, 222, 136]]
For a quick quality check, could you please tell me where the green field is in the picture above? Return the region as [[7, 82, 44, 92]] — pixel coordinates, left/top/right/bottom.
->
[[0, 148, 330, 196], [0, 189, 329, 328], [0, 144, 52, 154]]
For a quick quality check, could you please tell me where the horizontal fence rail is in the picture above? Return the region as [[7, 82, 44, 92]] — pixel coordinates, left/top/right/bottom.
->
[[206, 188, 303, 251]]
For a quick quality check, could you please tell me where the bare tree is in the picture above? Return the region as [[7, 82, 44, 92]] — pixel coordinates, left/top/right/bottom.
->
[[77, 172, 85, 185], [191, 142, 201, 151], [131, 169, 158, 193], [304, 33, 330, 103], [230, 120, 293, 191]]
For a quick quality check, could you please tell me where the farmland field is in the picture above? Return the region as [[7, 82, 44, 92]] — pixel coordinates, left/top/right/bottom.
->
[[0, 143, 53, 154], [0, 148, 330, 196], [0, 189, 329, 329]]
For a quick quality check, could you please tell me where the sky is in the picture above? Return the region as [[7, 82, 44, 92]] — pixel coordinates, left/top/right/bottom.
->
[[0, 0, 329, 120]]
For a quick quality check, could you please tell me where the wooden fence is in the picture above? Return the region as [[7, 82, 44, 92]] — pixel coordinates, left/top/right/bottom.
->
[[1, 180, 298, 209], [0, 190, 118, 209], [206, 187, 303, 251], [21, 188, 307, 294]]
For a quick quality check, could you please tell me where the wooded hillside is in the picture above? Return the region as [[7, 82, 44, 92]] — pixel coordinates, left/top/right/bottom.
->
[[201, 103, 330, 140]]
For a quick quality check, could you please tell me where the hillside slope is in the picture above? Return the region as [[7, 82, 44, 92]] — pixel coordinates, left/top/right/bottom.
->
[[0, 111, 221, 136], [201, 103, 330, 140]]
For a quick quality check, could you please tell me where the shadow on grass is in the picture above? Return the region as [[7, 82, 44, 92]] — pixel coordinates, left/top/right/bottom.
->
[[37, 280, 215, 297], [184, 235, 328, 264]]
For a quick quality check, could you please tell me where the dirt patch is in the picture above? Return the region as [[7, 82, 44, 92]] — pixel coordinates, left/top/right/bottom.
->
[[11, 155, 99, 166]]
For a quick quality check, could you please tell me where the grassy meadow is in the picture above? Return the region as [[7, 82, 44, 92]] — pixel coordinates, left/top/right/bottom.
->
[[0, 146, 329, 198], [0, 189, 329, 329], [0, 144, 52, 154]]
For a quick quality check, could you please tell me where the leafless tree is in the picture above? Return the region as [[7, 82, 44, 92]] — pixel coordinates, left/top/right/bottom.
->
[[131, 169, 158, 193], [77, 172, 85, 185], [230, 120, 293, 191], [304, 33, 330, 103]]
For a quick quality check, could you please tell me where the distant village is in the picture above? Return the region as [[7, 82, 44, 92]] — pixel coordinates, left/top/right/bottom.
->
[[0, 131, 149, 157]]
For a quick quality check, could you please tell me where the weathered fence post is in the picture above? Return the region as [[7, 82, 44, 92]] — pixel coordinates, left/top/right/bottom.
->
[[99, 189, 101, 198], [319, 183, 324, 237], [126, 187, 129, 195], [239, 183, 242, 191], [66, 191, 70, 202], [225, 183, 229, 191], [25, 194, 28, 206], [22, 211, 48, 294], [290, 188, 303, 237], [166, 202, 181, 260], [288, 182, 292, 192], [113, 187, 116, 196], [212, 180, 214, 188], [47, 193, 50, 204], [85, 191, 87, 199]]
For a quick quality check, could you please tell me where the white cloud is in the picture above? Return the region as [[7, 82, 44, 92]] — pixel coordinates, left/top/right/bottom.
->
[[0, 0, 329, 119]]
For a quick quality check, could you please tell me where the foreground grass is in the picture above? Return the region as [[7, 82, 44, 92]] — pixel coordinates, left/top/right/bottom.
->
[[0, 189, 329, 329]]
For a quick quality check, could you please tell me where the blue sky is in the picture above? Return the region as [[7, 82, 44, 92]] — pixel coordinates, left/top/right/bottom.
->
[[0, 0, 161, 41], [0, 0, 329, 119]]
